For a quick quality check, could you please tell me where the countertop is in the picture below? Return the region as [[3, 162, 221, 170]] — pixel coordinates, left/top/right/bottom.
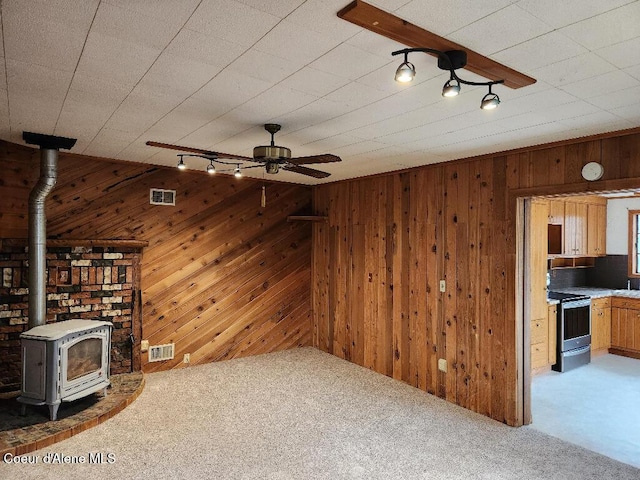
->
[[548, 287, 640, 300]]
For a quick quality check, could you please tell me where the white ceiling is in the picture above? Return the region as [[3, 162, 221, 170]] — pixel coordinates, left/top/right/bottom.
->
[[1, 0, 639, 184]]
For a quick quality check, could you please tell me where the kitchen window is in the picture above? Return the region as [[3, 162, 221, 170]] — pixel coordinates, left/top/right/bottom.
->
[[628, 210, 640, 277]]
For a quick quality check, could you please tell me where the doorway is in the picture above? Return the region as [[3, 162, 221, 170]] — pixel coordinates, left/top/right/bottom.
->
[[520, 191, 640, 468]]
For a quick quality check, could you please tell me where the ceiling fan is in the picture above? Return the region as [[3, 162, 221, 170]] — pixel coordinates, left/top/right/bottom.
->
[[146, 124, 341, 179]]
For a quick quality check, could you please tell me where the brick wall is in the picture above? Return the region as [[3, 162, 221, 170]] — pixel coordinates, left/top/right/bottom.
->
[[0, 242, 142, 392]]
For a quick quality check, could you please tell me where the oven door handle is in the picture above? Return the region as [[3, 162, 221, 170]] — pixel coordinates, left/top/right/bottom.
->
[[563, 344, 590, 357]]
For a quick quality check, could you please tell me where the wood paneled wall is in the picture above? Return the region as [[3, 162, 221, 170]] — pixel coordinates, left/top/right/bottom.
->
[[312, 129, 640, 426], [0, 141, 313, 373]]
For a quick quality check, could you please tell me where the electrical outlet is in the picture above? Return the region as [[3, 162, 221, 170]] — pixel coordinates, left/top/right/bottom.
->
[[140, 340, 149, 352], [439, 280, 446, 293], [183, 353, 190, 364], [438, 358, 447, 372]]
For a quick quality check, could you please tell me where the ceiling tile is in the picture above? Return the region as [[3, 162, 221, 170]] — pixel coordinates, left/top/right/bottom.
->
[[75, 31, 161, 89], [517, 0, 635, 29], [588, 85, 640, 110], [531, 53, 616, 87], [91, 2, 183, 51], [163, 28, 248, 69], [345, 29, 406, 57], [279, 67, 350, 97], [310, 43, 393, 80], [101, 0, 201, 25], [227, 49, 303, 84], [83, 127, 141, 158], [286, 0, 362, 41], [559, 70, 640, 99], [449, 4, 553, 55], [397, 0, 516, 36], [233, 0, 306, 18], [188, 70, 272, 113], [273, 98, 356, 134], [253, 20, 343, 65], [137, 53, 223, 98], [104, 86, 185, 134], [559, 2, 640, 50], [610, 103, 640, 122], [185, 0, 280, 48], [234, 85, 319, 120], [2, 0, 97, 72], [626, 63, 640, 81], [324, 82, 390, 110], [536, 100, 602, 123], [493, 31, 588, 72], [596, 37, 640, 69]]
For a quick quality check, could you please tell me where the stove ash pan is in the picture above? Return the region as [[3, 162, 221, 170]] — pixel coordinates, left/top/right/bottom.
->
[[18, 319, 113, 421]]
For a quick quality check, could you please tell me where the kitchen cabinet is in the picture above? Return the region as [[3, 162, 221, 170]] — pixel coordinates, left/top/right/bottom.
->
[[546, 196, 606, 260], [591, 296, 611, 352], [563, 200, 588, 256], [587, 203, 606, 256], [548, 200, 564, 225], [610, 297, 640, 359], [531, 303, 557, 371]]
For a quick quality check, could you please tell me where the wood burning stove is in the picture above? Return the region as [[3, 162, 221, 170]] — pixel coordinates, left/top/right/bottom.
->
[[18, 319, 113, 420]]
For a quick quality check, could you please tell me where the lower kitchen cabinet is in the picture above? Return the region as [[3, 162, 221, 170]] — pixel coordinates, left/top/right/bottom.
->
[[611, 297, 640, 359], [591, 296, 611, 352], [531, 304, 557, 372]]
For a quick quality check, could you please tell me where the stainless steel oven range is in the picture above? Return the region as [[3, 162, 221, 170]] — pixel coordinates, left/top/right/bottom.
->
[[547, 291, 591, 372]]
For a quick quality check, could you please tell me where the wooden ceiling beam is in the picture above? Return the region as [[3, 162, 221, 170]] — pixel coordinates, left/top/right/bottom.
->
[[337, 0, 536, 89]]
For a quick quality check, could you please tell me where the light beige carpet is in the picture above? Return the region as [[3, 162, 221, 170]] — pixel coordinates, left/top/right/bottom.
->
[[1, 347, 638, 479]]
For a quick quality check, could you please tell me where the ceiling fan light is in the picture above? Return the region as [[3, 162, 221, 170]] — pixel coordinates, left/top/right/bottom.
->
[[395, 61, 415, 83], [481, 92, 500, 110], [206, 162, 216, 174], [234, 165, 242, 178], [442, 78, 460, 97], [177, 157, 186, 170]]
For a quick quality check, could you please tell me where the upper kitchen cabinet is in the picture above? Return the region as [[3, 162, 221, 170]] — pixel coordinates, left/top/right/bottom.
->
[[564, 200, 588, 256], [587, 203, 606, 256], [547, 196, 606, 259]]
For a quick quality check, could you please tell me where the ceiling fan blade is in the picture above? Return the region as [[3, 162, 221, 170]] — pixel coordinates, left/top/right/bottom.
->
[[288, 154, 342, 165], [283, 164, 331, 179], [146, 141, 253, 161]]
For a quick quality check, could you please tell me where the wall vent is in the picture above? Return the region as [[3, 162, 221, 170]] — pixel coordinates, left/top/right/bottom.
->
[[149, 188, 176, 206], [148, 343, 175, 362]]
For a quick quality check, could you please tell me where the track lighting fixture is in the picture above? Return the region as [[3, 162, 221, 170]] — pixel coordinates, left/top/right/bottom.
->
[[174, 153, 247, 177], [393, 48, 504, 110]]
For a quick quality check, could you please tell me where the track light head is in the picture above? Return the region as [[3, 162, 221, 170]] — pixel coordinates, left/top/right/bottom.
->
[[395, 52, 416, 83], [177, 157, 186, 170], [206, 161, 216, 174], [234, 165, 242, 178], [442, 78, 460, 97], [480, 91, 500, 110]]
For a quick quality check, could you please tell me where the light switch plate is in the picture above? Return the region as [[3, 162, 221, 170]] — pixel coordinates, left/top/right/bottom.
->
[[439, 280, 446, 292], [140, 340, 149, 352]]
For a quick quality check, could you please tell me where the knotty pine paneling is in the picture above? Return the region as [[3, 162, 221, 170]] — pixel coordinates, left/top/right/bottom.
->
[[0, 141, 313, 373], [313, 129, 640, 427]]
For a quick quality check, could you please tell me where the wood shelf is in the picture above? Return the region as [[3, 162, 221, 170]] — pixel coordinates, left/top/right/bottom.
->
[[547, 257, 595, 269]]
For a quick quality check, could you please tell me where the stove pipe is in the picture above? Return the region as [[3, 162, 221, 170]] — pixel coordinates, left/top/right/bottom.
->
[[24, 132, 77, 329]]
